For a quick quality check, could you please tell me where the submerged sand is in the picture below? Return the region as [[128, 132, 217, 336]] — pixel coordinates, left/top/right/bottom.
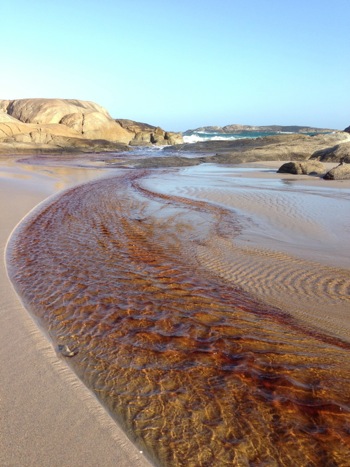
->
[[139, 162, 350, 343], [1, 156, 349, 465], [0, 159, 152, 466]]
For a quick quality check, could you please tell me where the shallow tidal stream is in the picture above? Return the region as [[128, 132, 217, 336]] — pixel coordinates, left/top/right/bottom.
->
[[7, 168, 350, 466]]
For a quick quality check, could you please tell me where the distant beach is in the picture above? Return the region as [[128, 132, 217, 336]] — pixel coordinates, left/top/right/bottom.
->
[[2, 152, 350, 465]]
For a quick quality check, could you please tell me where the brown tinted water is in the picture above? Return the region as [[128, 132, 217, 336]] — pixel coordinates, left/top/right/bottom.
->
[[7, 169, 350, 466]]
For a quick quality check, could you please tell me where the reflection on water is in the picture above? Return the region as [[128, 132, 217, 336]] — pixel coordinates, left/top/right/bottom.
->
[[7, 169, 350, 466]]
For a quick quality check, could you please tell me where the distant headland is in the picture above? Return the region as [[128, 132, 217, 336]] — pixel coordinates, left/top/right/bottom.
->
[[184, 124, 335, 135]]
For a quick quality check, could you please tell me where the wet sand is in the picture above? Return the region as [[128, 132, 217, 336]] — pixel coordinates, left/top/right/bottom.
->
[[1, 156, 350, 466], [0, 160, 152, 466], [4, 158, 350, 465], [140, 162, 350, 343]]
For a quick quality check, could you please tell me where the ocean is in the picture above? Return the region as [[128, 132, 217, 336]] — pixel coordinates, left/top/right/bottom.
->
[[182, 129, 323, 144]]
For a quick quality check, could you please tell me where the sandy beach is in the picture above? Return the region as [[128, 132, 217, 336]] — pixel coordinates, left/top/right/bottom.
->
[[139, 161, 350, 343], [1, 155, 350, 465], [2, 0, 350, 460], [0, 159, 152, 466]]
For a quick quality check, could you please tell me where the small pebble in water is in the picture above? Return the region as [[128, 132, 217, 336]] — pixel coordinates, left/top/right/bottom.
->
[[58, 344, 77, 357]]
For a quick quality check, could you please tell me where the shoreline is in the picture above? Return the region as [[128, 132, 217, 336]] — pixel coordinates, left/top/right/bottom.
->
[[0, 162, 152, 466], [1, 155, 349, 465]]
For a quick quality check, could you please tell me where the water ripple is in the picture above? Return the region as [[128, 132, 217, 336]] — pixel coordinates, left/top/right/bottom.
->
[[7, 170, 350, 466]]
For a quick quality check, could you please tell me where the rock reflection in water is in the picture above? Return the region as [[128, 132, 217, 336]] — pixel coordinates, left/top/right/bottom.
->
[[7, 170, 350, 466]]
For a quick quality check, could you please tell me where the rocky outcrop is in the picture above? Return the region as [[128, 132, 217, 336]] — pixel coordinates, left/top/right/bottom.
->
[[0, 134, 129, 155], [311, 141, 350, 163], [277, 161, 325, 175], [323, 163, 350, 180], [0, 111, 35, 138], [0, 99, 132, 145], [0, 98, 111, 124], [60, 111, 132, 142], [0, 99, 182, 153], [344, 125, 350, 133], [116, 119, 183, 146], [166, 132, 350, 163], [0, 109, 84, 147], [0, 111, 24, 123]]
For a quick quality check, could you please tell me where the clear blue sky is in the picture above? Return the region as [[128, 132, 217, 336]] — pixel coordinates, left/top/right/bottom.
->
[[1, 0, 349, 131]]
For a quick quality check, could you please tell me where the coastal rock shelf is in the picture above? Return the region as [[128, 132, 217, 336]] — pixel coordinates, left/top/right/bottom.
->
[[7, 169, 350, 466], [0, 98, 183, 154]]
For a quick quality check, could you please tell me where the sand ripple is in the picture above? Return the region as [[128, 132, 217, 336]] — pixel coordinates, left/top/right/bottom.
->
[[196, 238, 350, 341], [7, 169, 350, 466]]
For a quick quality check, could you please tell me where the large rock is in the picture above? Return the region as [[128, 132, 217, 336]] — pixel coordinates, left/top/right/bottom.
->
[[323, 163, 350, 180], [117, 119, 183, 146], [60, 111, 132, 143], [0, 109, 82, 143], [0, 98, 133, 145], [0, 99, 110, 124], [311, 141, 350, 163], [0, 111, 23, 123], [277, 161, 325, 175], [0, 98, 184, 154], [2, 125, 80, 144], [344, 125, 350, 133], [0, 111, 34, 138]]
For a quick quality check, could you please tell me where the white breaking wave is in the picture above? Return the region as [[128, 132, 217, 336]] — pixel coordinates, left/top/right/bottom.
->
[[183, 134, 239, 144]]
